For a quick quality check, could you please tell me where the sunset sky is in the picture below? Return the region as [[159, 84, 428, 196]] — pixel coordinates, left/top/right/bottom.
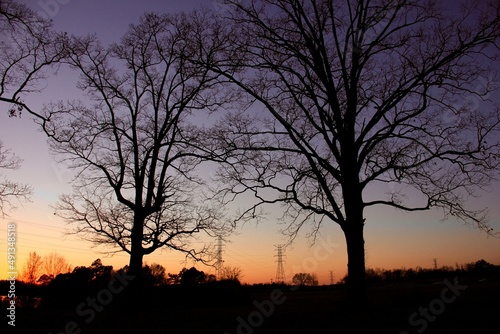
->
[[1, 0, 499, 285]]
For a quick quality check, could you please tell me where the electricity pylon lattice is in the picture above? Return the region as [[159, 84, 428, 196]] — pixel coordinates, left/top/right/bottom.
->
[[275, 245, 286, 283], [215, 236, 224, 280]]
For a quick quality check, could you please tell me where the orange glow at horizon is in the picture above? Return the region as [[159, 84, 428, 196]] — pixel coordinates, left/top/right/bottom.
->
[[2, 202, 499, 286]]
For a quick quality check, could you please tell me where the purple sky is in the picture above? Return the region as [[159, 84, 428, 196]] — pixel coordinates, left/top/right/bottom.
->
[[31, 0, 210, 43]]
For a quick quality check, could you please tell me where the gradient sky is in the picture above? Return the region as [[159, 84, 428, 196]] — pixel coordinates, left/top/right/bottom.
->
[[1, 0, 499, 285]]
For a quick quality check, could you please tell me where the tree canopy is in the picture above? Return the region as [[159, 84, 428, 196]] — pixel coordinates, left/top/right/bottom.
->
[[196, 0, 500, 303], [42, 11, 230, 279], [0, 140, 32, 216], [0, 0, 66, 118]]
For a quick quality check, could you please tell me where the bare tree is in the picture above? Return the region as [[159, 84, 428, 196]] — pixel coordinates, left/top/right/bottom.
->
[[292, 272, 318, 286], [0, 0, 66, 118], [43, 11, 229, 281], [0, 140, 32, 216], [219, 265, 243, 282], [0, 1, 66, 216], [200, 0, 500, 304], [41, 252, 72, 278], [19, 251, 43, 284]]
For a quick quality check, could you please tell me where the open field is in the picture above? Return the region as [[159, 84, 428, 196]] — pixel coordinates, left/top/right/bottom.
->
[[5, 276, 499, 334]]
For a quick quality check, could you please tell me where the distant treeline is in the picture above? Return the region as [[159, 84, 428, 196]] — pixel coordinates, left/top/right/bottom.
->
[[0, 259, 246, 310], [1, 259, 498, 310], [340, 259, 500, 284]]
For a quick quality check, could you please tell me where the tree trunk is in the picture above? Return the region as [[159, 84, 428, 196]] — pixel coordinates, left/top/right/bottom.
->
[[342, 219, 366, 307], [127, 214, 145, 288], [128, 248, 144, 278], [340, 159, 367, 307]]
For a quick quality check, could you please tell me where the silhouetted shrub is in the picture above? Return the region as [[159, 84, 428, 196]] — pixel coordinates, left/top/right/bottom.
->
[[180, 267, 206, 285], [142, 263, 167, 287], [292, 273, 319, 286]]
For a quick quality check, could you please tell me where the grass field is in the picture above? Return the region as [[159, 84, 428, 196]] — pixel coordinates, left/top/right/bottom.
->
[[6, 276, 499, 334]]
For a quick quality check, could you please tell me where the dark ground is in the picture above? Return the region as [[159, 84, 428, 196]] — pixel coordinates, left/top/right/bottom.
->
[[4, 277, 500, 334]]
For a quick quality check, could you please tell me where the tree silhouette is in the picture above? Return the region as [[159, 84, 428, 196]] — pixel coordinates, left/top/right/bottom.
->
[[181, 267, 206, 285], [0, 140, 32, 216], [43, 12, 229, 281], [89, 258, 114, 287], [41, 252, 72, 278], [19, 251, 42, 284], [0, 0, 65, 118], [166, 271, 182, 285], [219, 266, 243, 282], [142, 263, 167, 287], [37, 273, 53, 286], [201, 0, 500, 305], [292, 272, 318, 286], [0, 0, 66, 217]]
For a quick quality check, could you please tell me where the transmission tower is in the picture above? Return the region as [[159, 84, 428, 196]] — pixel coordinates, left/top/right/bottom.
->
[[329, 270, 334, 285], [215, 236, 224, 279], [274, 245, 286, 283]]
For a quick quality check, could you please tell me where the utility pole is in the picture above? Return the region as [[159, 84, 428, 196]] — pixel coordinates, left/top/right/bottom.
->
[[215, 236, 224, 280], [275, 245, 286, 283]]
